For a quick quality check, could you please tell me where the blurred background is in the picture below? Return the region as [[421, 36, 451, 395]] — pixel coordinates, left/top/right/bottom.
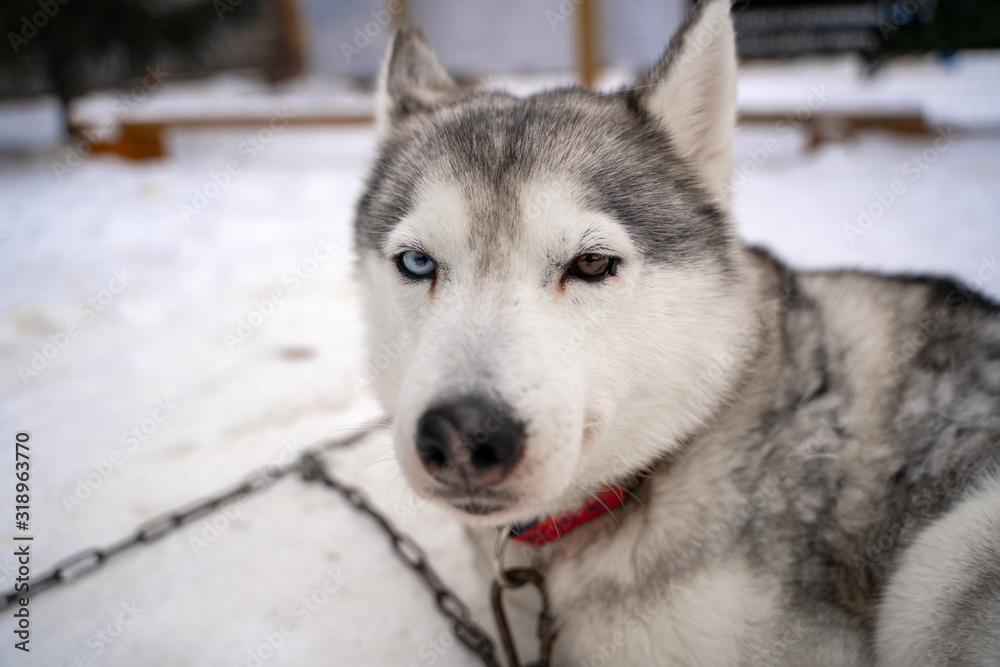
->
[[0, 1, 998, 665]]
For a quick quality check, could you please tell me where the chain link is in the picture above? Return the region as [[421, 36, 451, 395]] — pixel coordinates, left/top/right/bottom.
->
[[1, 425, 377, 611], [0, 422, 523, 667], [492, 569, 556, 667], [299, 452, 504, 667]]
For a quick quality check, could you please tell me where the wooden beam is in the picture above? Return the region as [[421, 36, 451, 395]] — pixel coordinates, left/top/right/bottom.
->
[[76, 114, 376, 159], [738, 111, 931, 150]]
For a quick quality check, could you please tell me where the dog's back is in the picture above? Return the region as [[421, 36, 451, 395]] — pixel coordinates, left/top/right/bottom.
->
[[807, 269, 1000, 664], [728, 254, 1000, 663]]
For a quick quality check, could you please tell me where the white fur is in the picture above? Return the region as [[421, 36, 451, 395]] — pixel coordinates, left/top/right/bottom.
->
[[373, 31, 399, 135], [360, 173, 756, 527], [553, 558, 779, 666], [876, 478, 1000, 666]]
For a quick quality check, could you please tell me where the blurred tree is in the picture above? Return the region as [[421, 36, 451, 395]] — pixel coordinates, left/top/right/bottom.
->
[[879, 0, 1000, 53], [730, 0, 1000, 60], [1, 0, 265, 136]]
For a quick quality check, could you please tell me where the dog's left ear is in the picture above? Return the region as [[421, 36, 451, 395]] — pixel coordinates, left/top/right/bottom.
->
[[632, 0, 736, 204], [376, 27, 464, 133]]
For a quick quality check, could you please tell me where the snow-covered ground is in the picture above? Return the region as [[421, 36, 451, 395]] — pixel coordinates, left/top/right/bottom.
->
[[0, 62, 999, 667]]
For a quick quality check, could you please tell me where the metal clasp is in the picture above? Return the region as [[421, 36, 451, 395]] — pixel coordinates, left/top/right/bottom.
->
[[493, 525, 516, 587], [491, 526, 556, 666]]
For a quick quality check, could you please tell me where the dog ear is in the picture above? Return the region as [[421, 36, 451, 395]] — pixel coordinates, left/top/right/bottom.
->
[[376, 27, 463, 132], [632, 0, 736, 204]]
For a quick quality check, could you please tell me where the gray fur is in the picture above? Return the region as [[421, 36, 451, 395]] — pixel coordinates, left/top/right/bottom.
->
[[354, 1, 1000, 664], [357, 86, 733, 266]]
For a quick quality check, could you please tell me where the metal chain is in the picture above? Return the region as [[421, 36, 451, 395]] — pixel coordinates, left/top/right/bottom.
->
[[0, 422, 529, 667], [491, 568, 555, 667], [298, 452, 503, 667], [0, 425, 378, 611]]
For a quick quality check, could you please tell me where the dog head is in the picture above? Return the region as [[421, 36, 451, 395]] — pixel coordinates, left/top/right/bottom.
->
[[354, 0, 755, 526]]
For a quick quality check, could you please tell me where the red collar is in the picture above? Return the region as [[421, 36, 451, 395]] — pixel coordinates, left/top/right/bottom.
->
[[509, 469, 652, 547]]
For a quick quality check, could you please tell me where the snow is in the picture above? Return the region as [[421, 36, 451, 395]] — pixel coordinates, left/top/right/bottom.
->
[[0, 64, 999, 667], [0, 97, 64, 151], [736, 51, 1000, 129]]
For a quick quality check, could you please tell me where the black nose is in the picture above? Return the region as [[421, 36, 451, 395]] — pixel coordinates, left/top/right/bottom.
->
[[415, 396, 525, 488]]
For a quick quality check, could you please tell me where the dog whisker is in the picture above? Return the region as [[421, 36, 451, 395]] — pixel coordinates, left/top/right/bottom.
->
[[543, 505, 566, 546], [355, 456, 398, 477], [571, 482, 624, 530]]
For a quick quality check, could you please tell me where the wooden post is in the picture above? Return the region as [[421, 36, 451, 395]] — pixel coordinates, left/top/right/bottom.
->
[[390, 0, 410, 30], [575, 0, 599, 87], [275, 0, 306, 80]]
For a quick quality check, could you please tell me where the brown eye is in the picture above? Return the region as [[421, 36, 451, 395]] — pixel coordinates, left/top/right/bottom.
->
[[568, 253, 616, 281]]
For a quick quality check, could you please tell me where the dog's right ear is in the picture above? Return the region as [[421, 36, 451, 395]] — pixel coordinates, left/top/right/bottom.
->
[[376, 27, 462, 133]]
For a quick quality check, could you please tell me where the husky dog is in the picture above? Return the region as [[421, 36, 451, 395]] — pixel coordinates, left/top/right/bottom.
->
[[353, 0, 1000, 664]]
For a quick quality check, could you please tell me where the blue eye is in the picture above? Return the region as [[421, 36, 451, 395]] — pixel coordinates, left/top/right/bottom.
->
[[398, 249, 436, 278]]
